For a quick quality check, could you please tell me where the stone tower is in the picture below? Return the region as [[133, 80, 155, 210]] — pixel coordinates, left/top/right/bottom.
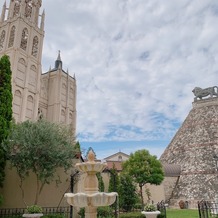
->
[[0, 1, 76, 134], [39, 52, 77, 134], [160, 87, 218, 208], [0, 0, 44, 122]]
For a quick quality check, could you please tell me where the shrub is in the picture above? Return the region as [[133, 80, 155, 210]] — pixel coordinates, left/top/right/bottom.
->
[[144, 203, 156, 212], [119, 212, 144, 218], [78, 206, 113, 217], [26, 205, 43, 214], [43, 215, 67, 218], [157, 213, 165, 218], [97, 206, 113, 217], [3, 216, 22, 218]]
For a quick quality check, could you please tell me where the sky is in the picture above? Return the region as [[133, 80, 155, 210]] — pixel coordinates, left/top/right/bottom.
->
[[9, 0, 218, 159]]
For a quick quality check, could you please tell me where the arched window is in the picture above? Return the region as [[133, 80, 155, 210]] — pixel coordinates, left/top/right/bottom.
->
[[31, 36, 38, 57], [0, 30, 6, 51], [26, 95, 34, 120], [20, 28, 28, 50], [118, 155, 123, 162], [13, 0, 21, 17], [69, 87, 74, 106], [61, 83, 67, 103], [8, 26, 16, 48], [61, 109, 66, 123], [29, 65, 37, 89], [16, 58, 26, 86], [13, 90, 22, 122]]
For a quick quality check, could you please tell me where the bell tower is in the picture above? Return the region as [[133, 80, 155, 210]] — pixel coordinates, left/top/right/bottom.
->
[[0, 0, 45, 122]]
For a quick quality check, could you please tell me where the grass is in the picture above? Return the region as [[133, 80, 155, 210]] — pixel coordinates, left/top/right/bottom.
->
[[166, 209, 199, 218], [119, 209, 200, 218]]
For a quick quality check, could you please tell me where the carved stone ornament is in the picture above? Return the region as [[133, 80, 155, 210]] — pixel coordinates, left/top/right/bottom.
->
[[192, 86, 218, 101]]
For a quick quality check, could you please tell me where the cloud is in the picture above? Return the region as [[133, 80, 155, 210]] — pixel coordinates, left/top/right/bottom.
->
[[39, 1, 218, 148]]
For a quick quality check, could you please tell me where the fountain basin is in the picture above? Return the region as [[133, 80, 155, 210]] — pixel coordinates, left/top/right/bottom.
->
[[65, 192, 118, 207], [75, 162, 107, 173]]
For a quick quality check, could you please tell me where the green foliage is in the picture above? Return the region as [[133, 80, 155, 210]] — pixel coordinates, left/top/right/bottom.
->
[[97, 172, 105, 192], [157, 213, 165, 218], [2, 216, 22, 218], [122, 149, 164, 186], [0, 55, 13, 188], [74, 141, 81, 153], [26, 205, 43, 214], [119, 174, 138, 212], [43, 215, 67, 218], [144, 203, 156, 211], [166, 209, 199, 218], [78, 206, 113, 218], [122, 149, 164, 206], [119, 212, 144, 218], [108, 164, 119, 193], [97, 206, 114, 217], [3, 119, 78, 204]]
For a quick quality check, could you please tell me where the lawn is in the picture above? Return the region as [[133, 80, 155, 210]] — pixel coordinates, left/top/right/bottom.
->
[[167, 209, 199, 218], [119, 209, 200, 218]]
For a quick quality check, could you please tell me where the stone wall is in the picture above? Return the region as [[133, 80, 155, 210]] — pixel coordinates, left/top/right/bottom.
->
[[160, 97, 218, 208]]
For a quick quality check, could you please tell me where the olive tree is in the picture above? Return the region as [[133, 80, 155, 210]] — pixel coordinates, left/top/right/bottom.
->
[[0, 55, 12, 190], [3, 119, 79, 205], [122, 149, 164, 207]]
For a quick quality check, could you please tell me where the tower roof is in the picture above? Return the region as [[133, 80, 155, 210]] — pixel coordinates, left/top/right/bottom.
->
[[54, 50, 63, 69]]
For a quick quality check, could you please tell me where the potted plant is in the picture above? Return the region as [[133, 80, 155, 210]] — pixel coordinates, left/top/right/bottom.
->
[[23, 205, 43, 218], [141, 203, 160, 218]]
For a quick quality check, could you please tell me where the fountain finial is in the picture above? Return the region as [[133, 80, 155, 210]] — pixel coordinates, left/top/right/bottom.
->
[[87, 148, 96, 162]]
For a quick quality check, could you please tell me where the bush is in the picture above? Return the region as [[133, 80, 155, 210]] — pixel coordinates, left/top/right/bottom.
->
[[43, 215, 67, 218], [144, 204, 156, 212], [157, 213, 165, 218], [98, 206, 113, 217], [26, 205, 43, 214], [78, 206, 113, 218], [133, 204, 142, 210], [119, 212, 144, 218], [2, 216, 22, 218]]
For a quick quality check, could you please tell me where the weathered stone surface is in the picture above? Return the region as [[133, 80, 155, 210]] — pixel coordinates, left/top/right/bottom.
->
[[160, 97, 218, 208]]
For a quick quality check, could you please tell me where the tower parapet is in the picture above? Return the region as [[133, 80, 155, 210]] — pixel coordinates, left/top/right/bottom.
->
[[1, 0, 43, 30]]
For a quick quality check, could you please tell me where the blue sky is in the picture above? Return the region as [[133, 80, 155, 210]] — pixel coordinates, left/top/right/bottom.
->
[[8, 0, 218, 159]]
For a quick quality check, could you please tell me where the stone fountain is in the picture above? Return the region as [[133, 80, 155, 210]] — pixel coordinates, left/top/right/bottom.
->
[[65, 148, 118, 218]]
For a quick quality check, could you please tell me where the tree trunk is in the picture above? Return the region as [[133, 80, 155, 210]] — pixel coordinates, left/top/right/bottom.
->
[[139, 184, 144, 209]]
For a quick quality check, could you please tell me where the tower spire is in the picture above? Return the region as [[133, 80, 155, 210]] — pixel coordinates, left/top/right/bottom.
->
[[40, 9, 45, 30], [1, 1, 6, 23], [55, 50, 63, 69]]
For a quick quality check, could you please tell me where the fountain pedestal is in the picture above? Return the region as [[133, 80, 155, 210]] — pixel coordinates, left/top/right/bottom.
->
[[65, 148, 118, 218]]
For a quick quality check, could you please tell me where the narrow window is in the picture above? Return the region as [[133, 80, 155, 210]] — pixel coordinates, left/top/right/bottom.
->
[[0, 30, 6, 51], [31, 36, 38, 57], [20, 28, 28, 51], [8, 26, 16, 48]]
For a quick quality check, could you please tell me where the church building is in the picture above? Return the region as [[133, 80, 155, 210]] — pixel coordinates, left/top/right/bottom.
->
[[0, 0, 76, 135], [0, 0, 78, 209]]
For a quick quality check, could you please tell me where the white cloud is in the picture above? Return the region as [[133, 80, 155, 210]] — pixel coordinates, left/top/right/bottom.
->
[[36, 0, 218, 154]]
